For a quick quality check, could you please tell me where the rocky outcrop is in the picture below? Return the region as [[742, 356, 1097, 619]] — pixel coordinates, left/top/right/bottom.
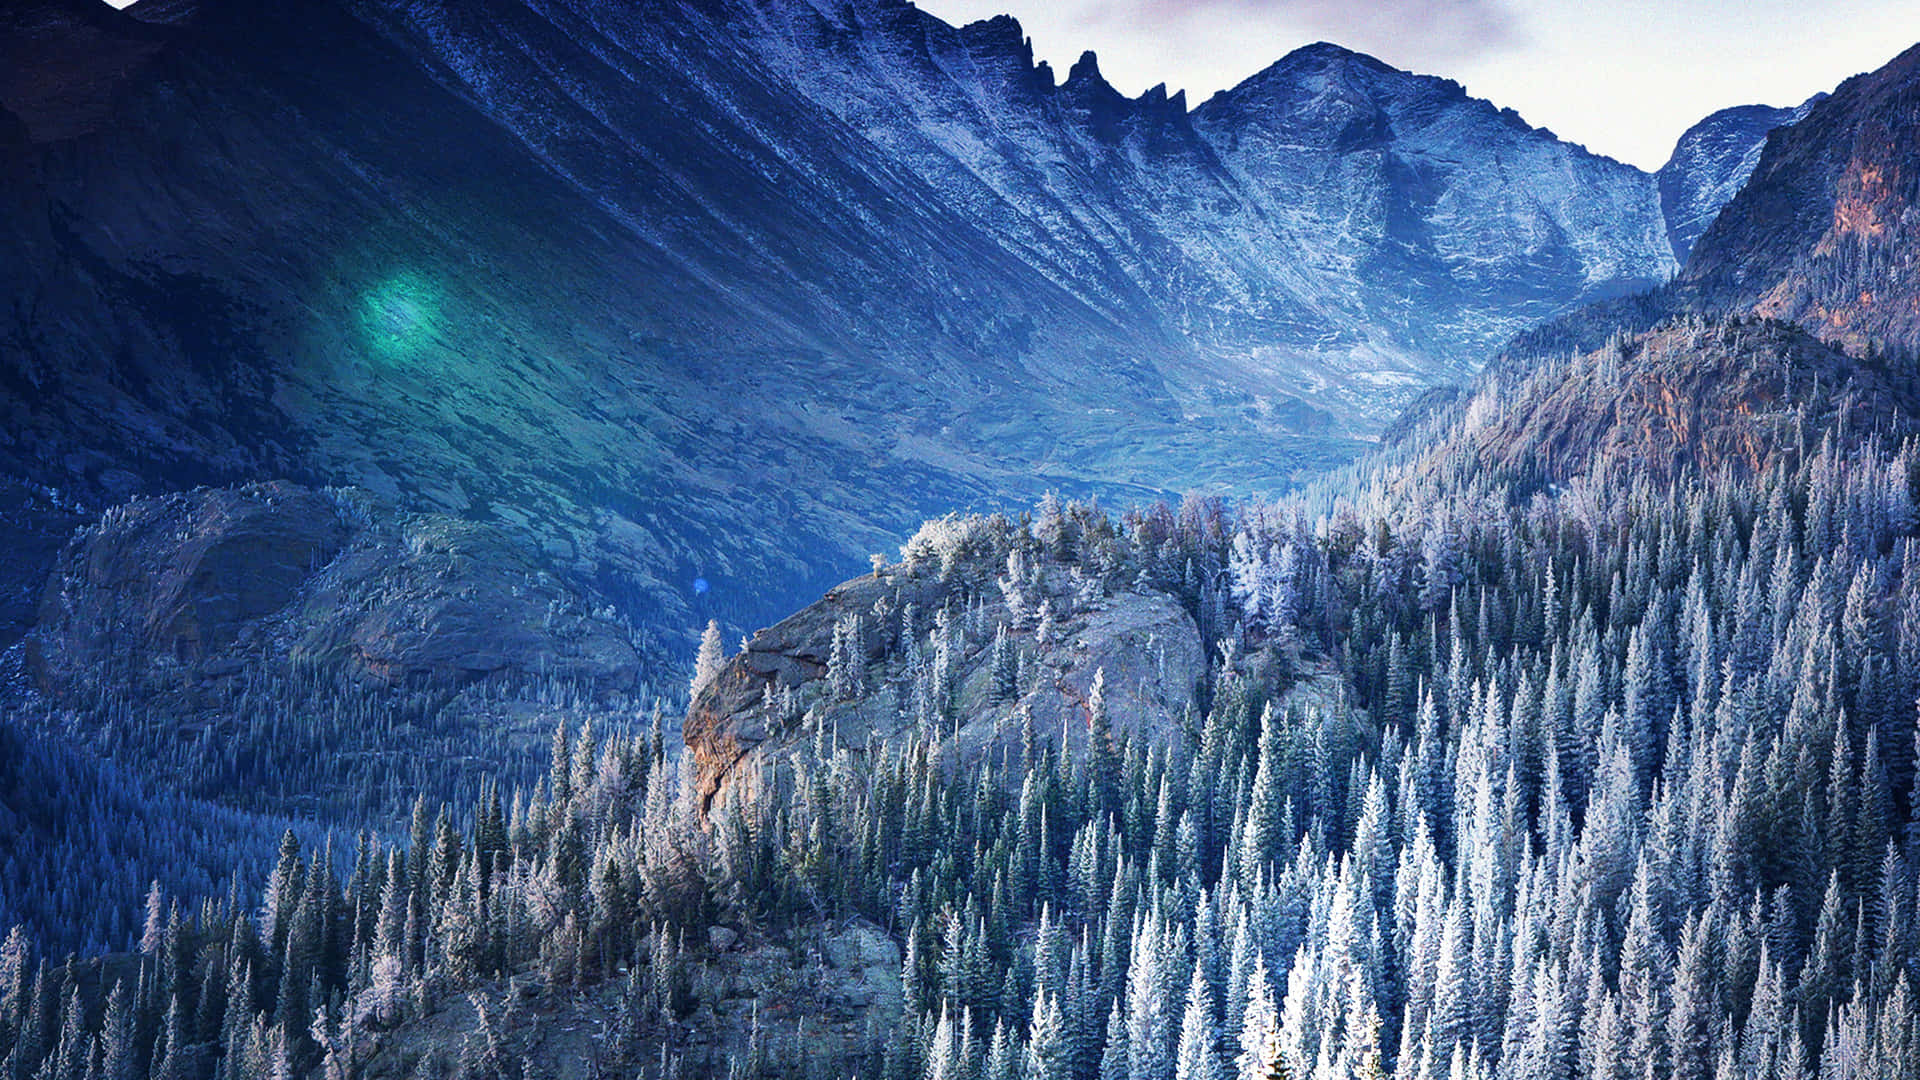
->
[[31, 481, 639, 698], [687, 535, 1206, 810], [355, 919, 900, 1079], [25, 481, 642, 819], [36, 482, 350, 675]]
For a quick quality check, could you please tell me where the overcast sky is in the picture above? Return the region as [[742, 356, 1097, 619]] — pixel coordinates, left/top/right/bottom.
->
[[914, 0, 1920, 170]]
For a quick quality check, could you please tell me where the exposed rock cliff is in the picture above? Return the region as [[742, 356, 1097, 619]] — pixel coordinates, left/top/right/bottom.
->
[[1681, 44, 1920, 351], [686, 512, 1207, 810], [1657, 98, 1819, 264], [353, 920, 900, 1080]]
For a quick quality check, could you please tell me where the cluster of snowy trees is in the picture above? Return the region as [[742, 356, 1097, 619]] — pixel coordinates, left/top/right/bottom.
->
[[0, 718, 296, 958], [7, 422, 1920, 1079], [37, 608, 655, 832]]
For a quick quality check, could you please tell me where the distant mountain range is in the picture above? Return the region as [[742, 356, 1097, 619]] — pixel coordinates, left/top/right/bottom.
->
[[0, 0, 1825, 652], [1398, 42, 1920, 498]]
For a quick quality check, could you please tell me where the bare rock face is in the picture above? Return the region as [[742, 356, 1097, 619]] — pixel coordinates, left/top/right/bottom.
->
[[1681, 45, 1920, 352], [302, 502, 643, 690], [818, 919, 904, 1014], [687, 538, 1206, 810], [1656, 99, 1818, 265], [35, 482, 350, 676]]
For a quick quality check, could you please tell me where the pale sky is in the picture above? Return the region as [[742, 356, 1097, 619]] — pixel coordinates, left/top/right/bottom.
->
[[915, 0, 1920, 170]]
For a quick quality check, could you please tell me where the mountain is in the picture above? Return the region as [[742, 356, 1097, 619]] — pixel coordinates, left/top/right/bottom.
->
[[9, 13, 1920, 1080], [1434, 43, 1920, 492], [1409, 314, 1920, 490], [1656, 98, 1820, 264], [24, 481, 644, 823], [1681, 43, 1920, 350], [734, 22, 1677, 410], [0, 0, 1694, 656]]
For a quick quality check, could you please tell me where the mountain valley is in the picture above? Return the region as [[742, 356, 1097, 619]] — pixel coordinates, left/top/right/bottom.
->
[[0, 0, 1796, 660]]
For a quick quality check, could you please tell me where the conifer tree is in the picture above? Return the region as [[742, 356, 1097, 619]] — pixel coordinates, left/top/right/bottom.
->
[[1175, 965, 1222, 1080], [691, 620, 726, 700], [1025, 990, 1067, 1080]]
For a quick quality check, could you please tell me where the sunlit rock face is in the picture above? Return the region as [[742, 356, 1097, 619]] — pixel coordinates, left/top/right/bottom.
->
[[0, 0, 1715, 655], [685, 525, 1207, 812], [1681, 44, 1920, 354]]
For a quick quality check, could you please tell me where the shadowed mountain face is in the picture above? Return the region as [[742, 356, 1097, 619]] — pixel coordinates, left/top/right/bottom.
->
[[1657, 99, 1820, 265], [1681, 44, 1920, 352], [0, 0, 1701, 650]]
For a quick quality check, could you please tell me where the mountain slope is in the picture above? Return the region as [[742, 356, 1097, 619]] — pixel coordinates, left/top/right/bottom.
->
[[1412, 315, 1920, 489], [1657, 98, 1819, 264], [1680, 43, 1920, 350], [0, 0, 1687, 653], [1191, 44, 1673, 369]]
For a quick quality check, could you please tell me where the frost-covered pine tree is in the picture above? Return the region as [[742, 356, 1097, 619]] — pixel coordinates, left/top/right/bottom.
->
[[1236, 950, 1282, 1080], [691, 619, 726, 699], [1175, 964, 1222, 1080], [1026, 990, 1068, 1080]]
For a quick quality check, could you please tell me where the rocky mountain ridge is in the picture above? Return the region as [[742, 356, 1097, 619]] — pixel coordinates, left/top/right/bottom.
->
[[1410, 315, 1920, 490], [685, 539, 1207, 812], [1681, 43, 1920, 350], [0, 0, 1786, 656], [1402, 44, 1920, 494]]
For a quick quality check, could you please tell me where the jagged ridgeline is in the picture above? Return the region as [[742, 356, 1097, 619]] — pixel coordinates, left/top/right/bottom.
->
[[6, 426, 1920, 1078]]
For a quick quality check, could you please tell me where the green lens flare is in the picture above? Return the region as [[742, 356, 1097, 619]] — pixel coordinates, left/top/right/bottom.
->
[[359, 272, 442, 362]]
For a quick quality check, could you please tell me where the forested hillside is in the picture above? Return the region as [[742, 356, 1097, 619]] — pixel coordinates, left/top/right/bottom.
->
[[6, 6, 1919, 1080], [6, 400, 1920, 1077], [0, 713, 298, 957]]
